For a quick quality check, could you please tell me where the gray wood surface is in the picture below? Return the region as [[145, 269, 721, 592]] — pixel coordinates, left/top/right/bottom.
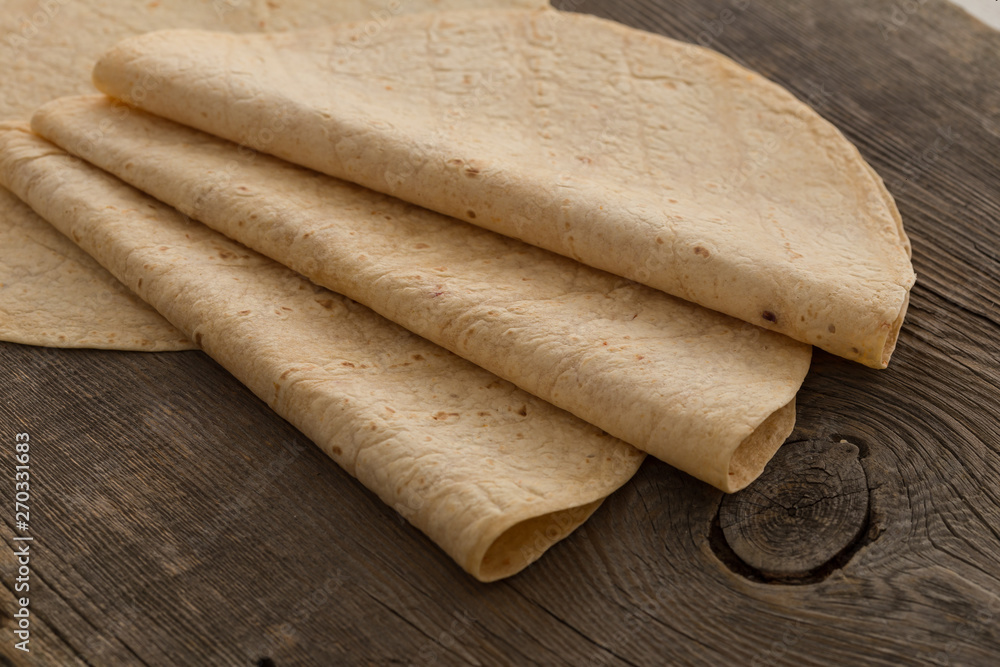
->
[[3, 0, 1000, 664]]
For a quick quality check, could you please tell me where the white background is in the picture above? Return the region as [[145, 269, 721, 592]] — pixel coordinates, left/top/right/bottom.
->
[[952, 0, 1000, 29]]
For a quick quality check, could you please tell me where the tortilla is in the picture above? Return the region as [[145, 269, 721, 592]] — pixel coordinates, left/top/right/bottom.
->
[[91, 8, 915, 367], [0, 187, 192, 349], [35, 95, 812, 492], [0, 0, 545, 350], [0, 121, 641, 581]]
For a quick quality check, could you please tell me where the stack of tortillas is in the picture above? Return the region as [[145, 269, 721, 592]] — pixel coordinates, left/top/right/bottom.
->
[[0, 0, 914, 580]]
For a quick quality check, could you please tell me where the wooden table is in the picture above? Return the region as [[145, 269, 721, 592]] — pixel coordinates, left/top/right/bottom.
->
[[3, 0, 999, 664]]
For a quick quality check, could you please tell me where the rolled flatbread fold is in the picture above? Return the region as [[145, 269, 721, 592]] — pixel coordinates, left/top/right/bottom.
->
[[34, 95, 812, 493], [91, 8, 915, 367], [0, 0, 546, 350], [0, 122, 641, 581]]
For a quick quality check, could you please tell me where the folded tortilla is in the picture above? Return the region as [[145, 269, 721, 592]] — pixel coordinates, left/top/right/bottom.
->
[[92, 8, 915, 367], [34, 95, 812, 492], [0, 122, 641, 581], [0, 0, 545, 350]]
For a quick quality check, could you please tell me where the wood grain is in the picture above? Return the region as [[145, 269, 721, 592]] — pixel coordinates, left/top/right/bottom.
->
[[3, 0, 1000, 664], [718, 439, 869, 579]]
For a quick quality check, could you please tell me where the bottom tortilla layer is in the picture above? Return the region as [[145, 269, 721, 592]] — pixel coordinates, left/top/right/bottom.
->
[[0, 122, 645, 581]]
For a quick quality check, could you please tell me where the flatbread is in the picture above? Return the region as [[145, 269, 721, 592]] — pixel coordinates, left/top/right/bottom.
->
[[0, 122, 640, 581], [91, 8, 916, 366], [0, 0, 545, 350], [35, 95, 813, 492], [0, 187, 192, 349]]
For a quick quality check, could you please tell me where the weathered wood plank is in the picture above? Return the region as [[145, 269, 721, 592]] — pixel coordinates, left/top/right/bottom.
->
[[1, 0, 999, 664]]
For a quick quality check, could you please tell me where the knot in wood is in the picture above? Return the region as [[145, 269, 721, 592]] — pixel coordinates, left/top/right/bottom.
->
[[719, 439, 869, 579]]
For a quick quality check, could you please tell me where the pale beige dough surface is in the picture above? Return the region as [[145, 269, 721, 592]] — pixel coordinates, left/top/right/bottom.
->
[[35, 96, 812, 492], [92, 8, 915, 366], [0, 122, 639, 582], [0, 0, 544, 350]]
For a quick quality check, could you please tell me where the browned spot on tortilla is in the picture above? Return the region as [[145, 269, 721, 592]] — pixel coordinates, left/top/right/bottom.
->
[[668, 198, 678, 204], [341, 361, 355, 368], [73, 232, 81, 242], [478, 411, 490, 416], [137, 278, 143, 288], [331, 446, 342, 456], [656, 237, 664, 245], [694, 246, 710, 257], [218, 249, 235, 259], [239, 310, 251, 315], [412, 354, 425, 361], [762, 311, 778, 324], [195, 332, 203, 346], [828, 324, 836, 333], [414, 243, 429, 249], [316, 299, 334, 309], [852, 347, 860, 354], [433, 411, 459, 420], [516, 405, 527, 417], [467, 209, 477, 219], [465, 166, 480, 176]]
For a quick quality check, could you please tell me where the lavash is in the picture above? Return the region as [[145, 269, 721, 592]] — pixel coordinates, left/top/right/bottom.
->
[[0, 122, 640, 581], [34, 95, 813, 493], [91, 8, 915, 366]]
